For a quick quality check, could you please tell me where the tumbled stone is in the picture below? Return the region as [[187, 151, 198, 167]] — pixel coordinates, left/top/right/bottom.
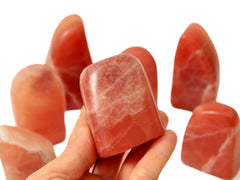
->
[[181, 101, 240, 179], [80, 54, 164, 158], [171, 23, 219, 111]]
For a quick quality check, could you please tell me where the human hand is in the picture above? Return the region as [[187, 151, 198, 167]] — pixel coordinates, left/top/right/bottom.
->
[[27, 107, 177, 180]]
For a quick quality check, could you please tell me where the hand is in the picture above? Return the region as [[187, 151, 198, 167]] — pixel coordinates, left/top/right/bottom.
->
[[27, 107, 177, 180]]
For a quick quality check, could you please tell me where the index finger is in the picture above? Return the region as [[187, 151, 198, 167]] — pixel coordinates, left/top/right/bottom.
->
[[118, 130, 177, 180], [27, 106, 98, 179]]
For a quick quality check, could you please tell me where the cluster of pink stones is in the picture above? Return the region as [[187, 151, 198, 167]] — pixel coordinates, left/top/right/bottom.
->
[[171, 23, 240, 179]]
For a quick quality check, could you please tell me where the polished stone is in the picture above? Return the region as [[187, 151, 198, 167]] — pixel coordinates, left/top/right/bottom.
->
[[46, 14, 92, 110], [171, 23, 219, 111], [181, 101, 240, 179], [0, 125, 55, 180], [80, 54, 164, 158], [122, 46, 158, 102]]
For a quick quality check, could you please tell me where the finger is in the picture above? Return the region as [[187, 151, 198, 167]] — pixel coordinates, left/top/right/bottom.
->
[[129, 130, 177, 180], [92, 153, 125, 179], [118, 140, 153, 180], [117, 140, 153, 179], [81, 172, 105, 180], [27, 106, 98, 180], [118, 130, 177, 180], [159, 110, 169, 129]]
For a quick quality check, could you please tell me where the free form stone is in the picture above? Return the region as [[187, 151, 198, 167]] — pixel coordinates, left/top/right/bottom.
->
[[171, 23, 219, 111], [121, 46, 158, 102], [80, 54, 164, 158], [181, 101, 240, 179], [45, 14, 92, 110], [0, 125, 55, 180]]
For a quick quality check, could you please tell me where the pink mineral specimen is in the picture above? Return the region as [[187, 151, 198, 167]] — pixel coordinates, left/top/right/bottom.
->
[[80, 54, 164, 158], [121, 46, 158, 101], [181, 101, 240, 179], [171, 23, 219, 111], [45, 14, 92, 110], [0, 125, 55, 180]]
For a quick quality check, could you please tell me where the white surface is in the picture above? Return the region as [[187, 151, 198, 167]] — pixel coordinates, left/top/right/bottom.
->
[[0, 1, 240, 179]]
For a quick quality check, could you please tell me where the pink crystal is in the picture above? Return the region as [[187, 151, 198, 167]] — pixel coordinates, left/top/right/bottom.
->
[[181, 101, 240, 179], [121, 46, 158, 102], [80, 54, 164, 158], [171, 23, 219, 111]]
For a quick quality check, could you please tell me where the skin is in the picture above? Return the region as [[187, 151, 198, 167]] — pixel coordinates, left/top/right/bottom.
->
[[27, 107, 177, 180]]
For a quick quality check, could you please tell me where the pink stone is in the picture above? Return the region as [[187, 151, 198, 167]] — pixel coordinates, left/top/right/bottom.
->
[[80, 54, 164, 158], [121, 46, 158, 102], [0, 125, 56, 180], [181, 101, 240, 179], [171, 23, 219, 111]]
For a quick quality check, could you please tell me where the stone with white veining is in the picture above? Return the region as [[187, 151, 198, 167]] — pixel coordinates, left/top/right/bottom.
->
[[80, 54, 164, 158], [181, 101, 240, 179], [171, 23, 219, 111]]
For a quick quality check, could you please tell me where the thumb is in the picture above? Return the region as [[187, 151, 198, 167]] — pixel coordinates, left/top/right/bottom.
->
[[27, 106, 98, 180]]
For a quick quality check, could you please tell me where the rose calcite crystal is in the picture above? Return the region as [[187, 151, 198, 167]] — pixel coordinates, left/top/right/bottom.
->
[[11, 64, 66, 145], [0, 125, 55, 180], [121, 46, 158, 102], [45, 14, 92, 110], [80, 54, 164, 158], [181, 101, 240, 179], [171, 23, 219, 111]]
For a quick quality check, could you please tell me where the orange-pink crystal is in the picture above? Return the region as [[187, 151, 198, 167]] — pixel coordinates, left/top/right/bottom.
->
[[80, 54, 164, 158]]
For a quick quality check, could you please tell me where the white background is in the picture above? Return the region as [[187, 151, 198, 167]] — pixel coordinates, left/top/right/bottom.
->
[[0, 1, 240, 179]]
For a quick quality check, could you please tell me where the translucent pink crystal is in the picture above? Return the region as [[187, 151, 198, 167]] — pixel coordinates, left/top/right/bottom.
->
[[80, 54, 164, 158], [181, 101, 240, 179], [171, 23, 219, 111]]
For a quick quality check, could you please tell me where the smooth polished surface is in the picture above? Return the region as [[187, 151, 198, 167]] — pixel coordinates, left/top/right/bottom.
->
[[80, 54, 164, 158], [46, 14, 92, 110], [0, 125, 55, 180], [11, 64, 66, 145], [181, 101, 240, 179], [122, 46, 158, 102], [2, 2, 240, 179], [171, 23, 219, 111]]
